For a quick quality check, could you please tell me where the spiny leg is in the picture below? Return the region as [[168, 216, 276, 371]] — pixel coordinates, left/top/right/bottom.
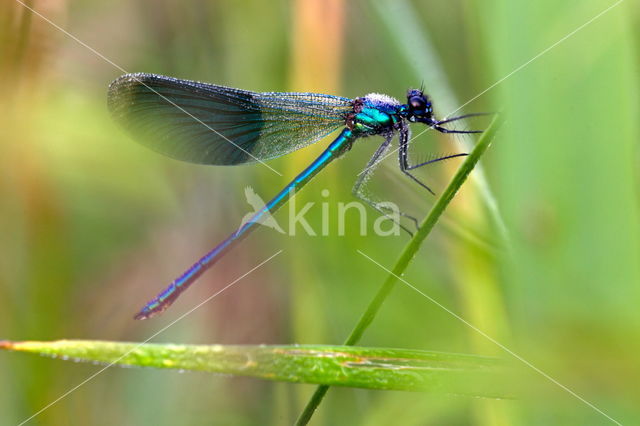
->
[[399, 126, 436, 195], [352, 132, 419, 235], [435, 112, 494, 126], [428, 112, 494, 133], [429, 125, 481, 134], [406, 153, 468, 171], [398, 126, 468, 195]]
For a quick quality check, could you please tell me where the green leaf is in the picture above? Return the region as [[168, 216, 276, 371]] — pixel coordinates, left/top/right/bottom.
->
[[0, 340, 511, 398]]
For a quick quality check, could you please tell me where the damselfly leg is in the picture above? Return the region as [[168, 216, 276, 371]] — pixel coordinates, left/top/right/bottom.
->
[[352, 133, 420, 235]]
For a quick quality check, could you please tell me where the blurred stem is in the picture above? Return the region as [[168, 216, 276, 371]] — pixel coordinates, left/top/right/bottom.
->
[[369, 3, 514, 423], [295, 116, 502, 426], [289, 0, 345, 93], [287, 0, 346, 418], [13, 0, 33, 71], [456, 1, 515, 424], [369, 0, 509, 247]]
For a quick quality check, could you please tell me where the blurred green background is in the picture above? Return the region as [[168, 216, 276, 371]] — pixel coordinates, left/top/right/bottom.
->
[[1, 0, 638, 424]]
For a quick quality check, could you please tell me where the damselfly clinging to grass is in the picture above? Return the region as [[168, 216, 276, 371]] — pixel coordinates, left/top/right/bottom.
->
[[108, 73, 485, 319]]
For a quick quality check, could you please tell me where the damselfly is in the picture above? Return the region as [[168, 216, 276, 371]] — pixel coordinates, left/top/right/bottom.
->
[[108, 73, 484, 319]]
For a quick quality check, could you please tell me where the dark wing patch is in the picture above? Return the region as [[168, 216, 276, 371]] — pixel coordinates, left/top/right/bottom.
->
[[108, 73, 352, 165]]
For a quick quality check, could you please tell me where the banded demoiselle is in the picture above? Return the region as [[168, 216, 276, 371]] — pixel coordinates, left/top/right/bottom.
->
[[108, 73, 483, 319]]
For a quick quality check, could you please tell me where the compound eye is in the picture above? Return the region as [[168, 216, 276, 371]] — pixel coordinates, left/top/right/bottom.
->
[[411, 98, 425, 109], [409, 97, 425, 111]]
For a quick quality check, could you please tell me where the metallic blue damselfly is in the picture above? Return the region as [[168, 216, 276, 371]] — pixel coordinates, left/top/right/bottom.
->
[[108, 73, 484, 319]]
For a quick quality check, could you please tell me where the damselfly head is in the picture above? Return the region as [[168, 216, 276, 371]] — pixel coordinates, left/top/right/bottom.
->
[[402, 90, 485, 134], [405, 89, 434, 124]]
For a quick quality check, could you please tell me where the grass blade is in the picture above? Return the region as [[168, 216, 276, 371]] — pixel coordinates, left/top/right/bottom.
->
[[0, 340, 511, 397]]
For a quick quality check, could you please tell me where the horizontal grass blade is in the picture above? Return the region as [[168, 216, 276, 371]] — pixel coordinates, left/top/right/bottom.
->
[[1, 340, 511, 398]]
